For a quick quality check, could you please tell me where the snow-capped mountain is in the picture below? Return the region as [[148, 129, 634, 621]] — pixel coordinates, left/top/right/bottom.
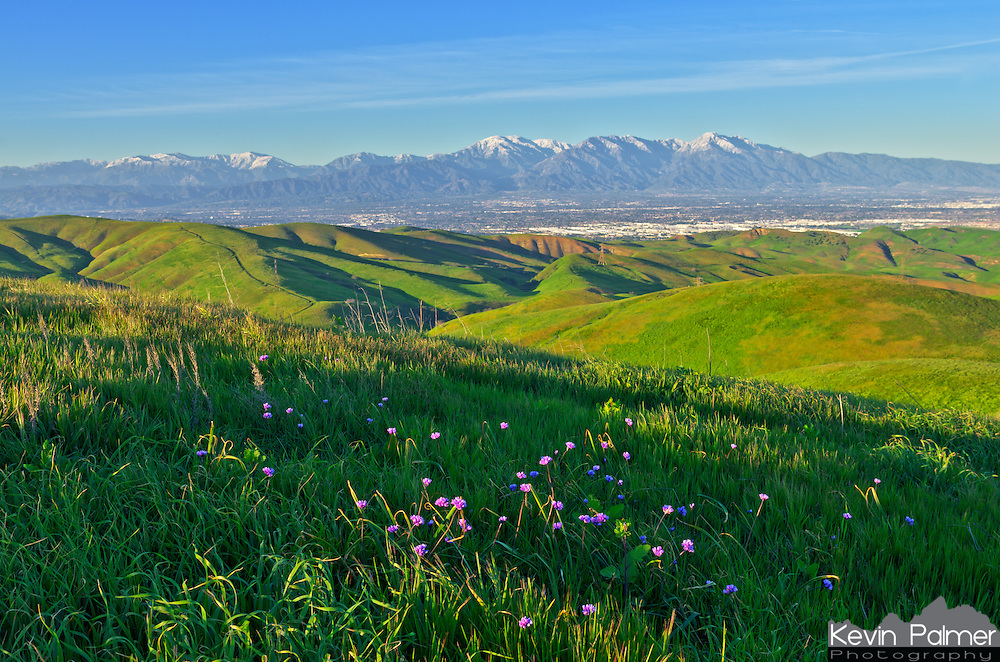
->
[[2, 133, 1000, 217]]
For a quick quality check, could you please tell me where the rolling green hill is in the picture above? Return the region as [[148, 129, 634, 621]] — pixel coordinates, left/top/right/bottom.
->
[[434, 274, 1000, 414], [6, 216, 1000, 413]]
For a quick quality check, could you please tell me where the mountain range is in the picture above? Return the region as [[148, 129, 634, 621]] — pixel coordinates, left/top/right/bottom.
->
[[3, 133, 1000, 217]]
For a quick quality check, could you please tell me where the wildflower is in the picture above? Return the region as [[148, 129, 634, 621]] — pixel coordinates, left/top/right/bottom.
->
[[297, 423, 304, 428], [452, 496, 467, 510], [387, 427, 397, 435], [662, 505, 674, 515], [759, 493, 769, 501], [565, 441, 575, 450], [723, 584, 738, 595], [605, 475, 614, 482], [552, 500, 564, 511], [519, 483, 532, 493], [601, 441, 609, 449], [430, 432, 441, 440], [652, 546, 664, 557], [905, 516, 915, 525], [592, 513, 609, 525], [459, 519, 472, 532], [678, 506, 688, 516], [499, 515, 508, 523], [410, 514, 425, 526], [387, 524, 399, 533], [539, 456, 553, 466], [639, 535, 647, 543], [581, 604, 596, 616], [578, 514, 592, 523], [874, 478, 882, 485], [258, 355, 268, 361], [587, 470, 596, 477], [517, 471, 527, 479], [377, 402, 384, 408], [286, 407, 293, 414], [625, 417, 633, 426], [509, 484, 518, 491], [622, 451, 631, 461], [434, 497, 451, 508], [553, 522, 563, 530], [682, 539, 695, 553], [617, 479, 623, 485], [263, 412, 272, 419], [592, 465, 600, 471], [322, 399, 328, 403], [263, 403, 271, 410], [196, 449, 208, 457], [518, 616, 532, 628], [356, 500, 367, 509], [422, 477, 432, 487], [823, 579, 834, 591], [500, 422, 508, 430], [843, 512, 852, 519], [262, 467, 275, 478], [414, 544, 428, 556], [617, 494, 625, 500], [366, 417, 374, 423], [731, 443, 737, 449], [529, 471, 539, 478], [381, 397, 388, 402]]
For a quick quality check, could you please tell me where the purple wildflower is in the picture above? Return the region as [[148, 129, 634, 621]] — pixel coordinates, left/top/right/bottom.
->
[[500, 422, 508, 430], [652, 546, 664, 557], [196, 449, 208, 457], [509, 484, 518, 491], [258, 355, 268, 361], [682, 539, 694, 553], [731, 443, 737, 449], [622, 451, 631, 461], [566, 441, 575, 450], [517, 471, 527, 479], [434, 497, 450, 508], [422, 477, 432, 487], [578, 515, 592, 523], [261, 467, 274, 478], [498, 515, 508, 523], [263, 412, 272, 419], [387, 524, 399, 533], [662, 505, 674, 515], [591, 513, 609, 525], [452, 496, 467, 509], [410, 514, 425, 526], [723, 584, 738, 595], [519, 483, 532, 493], [387, 427, 397, 435], [823, 579, 834, 591], [430, 432, 441, 439], [581, 604, 596, 616], [356, 500, 367, 509], [905, 516, 915, 525], [843, 512, 853, 519], [286, 408, 293, 414], [414, 544, 428, 556], [678, 506, 688, 516], [552, 500, 564, 511], [518, 616, 532, 628], [539, 456, 553, 466], [625, 417, 633, 426], [263, 403, 271, 410], [759, 493, 769, 501], [553, 522, 563, 530], [874, 478, 882, 485], [297, 423, 304, 428]]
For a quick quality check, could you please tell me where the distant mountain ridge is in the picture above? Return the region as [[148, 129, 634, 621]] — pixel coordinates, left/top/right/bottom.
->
[[3, 133, 1000, 217]]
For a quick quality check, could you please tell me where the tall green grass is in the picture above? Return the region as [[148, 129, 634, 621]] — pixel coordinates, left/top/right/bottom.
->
[[1, 277, 998, 660]]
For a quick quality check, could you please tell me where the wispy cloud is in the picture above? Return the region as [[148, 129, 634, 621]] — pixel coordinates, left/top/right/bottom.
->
[[42, 31, 1000, 118]]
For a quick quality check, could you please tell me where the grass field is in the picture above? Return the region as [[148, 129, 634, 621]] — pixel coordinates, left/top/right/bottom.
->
[[1, 276, 999, 660]]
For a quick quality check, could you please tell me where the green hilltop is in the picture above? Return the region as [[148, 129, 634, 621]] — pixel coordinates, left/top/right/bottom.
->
[[1, 276, 999, 660]]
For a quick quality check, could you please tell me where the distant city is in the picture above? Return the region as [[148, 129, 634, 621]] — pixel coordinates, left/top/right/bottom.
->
[[142, 192, 1000, 239]]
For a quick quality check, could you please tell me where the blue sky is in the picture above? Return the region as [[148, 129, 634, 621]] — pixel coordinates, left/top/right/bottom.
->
[[3, 1, 999, 166]]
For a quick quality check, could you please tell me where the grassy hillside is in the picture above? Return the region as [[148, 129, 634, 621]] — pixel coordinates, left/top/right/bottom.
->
[[2, 276, 999, 660], [435, 274, 1000, 414]]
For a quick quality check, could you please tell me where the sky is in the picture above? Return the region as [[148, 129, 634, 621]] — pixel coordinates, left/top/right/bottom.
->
[[3, 0, 999, 167]]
